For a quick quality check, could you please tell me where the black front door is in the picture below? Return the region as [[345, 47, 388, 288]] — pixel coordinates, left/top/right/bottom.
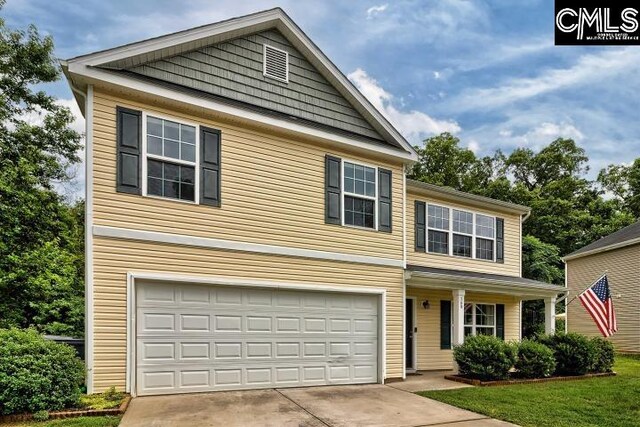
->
[[405, 298, 414, 369]]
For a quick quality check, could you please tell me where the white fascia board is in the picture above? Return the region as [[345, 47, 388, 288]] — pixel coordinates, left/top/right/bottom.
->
[[407, 271, 567, 299], [68, 65, 415, 163], [67, 10, 282, 67], [93, 225, 404, 268], [562, 238, 640, 261], [66, 9, 417, 161]]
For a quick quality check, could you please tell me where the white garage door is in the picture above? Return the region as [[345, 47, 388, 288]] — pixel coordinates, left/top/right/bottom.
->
[[135, 281, 379, 395]]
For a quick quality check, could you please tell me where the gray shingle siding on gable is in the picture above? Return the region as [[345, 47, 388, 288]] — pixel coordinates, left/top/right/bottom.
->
[[126, 30, 384, 141]]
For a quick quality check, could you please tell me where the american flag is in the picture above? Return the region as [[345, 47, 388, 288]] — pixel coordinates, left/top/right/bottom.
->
[[578, 274, 617, 337]]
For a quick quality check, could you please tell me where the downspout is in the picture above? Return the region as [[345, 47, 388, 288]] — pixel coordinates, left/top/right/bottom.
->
[[69, 77, 95, 394]]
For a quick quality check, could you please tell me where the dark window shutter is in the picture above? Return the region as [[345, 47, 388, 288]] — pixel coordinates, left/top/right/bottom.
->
[[325, 155, 341, 224], [415, 201, 426, 252], [496, 217, 505, 263], [496, 304, 505, 340], [116, 106, 141, 194], [200, 126, 221, 207], [440, 300, 452, 349], [378, 168, 392, 232]]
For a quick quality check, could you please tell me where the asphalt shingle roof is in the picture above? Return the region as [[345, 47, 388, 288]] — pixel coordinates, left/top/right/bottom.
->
[[565, 220, 640, 259]]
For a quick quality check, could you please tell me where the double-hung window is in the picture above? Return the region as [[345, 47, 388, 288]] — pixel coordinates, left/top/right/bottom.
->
[[145, 115, 197, 202], [343, 161, 376, 229], [464, 303, 496, 337], [475, 214, 495, 260], [452, 209, 473, 258], [427, 205, 449, 254]]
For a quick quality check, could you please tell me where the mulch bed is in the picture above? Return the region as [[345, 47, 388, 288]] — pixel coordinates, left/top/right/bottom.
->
[[0, 395, 131, 423], [445, 372, 616, 386]]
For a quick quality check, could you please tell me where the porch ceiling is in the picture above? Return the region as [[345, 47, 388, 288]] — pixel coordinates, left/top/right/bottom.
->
[[405, 265, 567, 300]]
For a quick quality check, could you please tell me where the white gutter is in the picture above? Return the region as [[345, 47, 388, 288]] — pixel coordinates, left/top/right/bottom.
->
[[69, 80, 94, 394]]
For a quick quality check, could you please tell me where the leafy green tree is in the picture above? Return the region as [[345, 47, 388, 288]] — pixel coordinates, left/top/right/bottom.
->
[[410, 132, 493, 193], [598, 158, 640, 219], [0, 3, 84, 336]]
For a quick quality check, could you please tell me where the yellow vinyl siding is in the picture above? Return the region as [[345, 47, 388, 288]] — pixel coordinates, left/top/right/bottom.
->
[[92, 89, 404, 260], [566, 245, 640, 353], [407, 192, 522, 277], [92, 237, 405, 392], [407, 288, 520, 370]]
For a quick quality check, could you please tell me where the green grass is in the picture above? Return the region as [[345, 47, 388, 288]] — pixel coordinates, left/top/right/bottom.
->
[[419, 355, 640, 427], [5, 416, 121, 427], [79, 388, 126, 410]]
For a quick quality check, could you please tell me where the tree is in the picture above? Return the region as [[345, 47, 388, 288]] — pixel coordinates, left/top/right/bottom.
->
[[0, 3, 84, 336], [598, 158, 640, 219], [410, 133, 493, 194]]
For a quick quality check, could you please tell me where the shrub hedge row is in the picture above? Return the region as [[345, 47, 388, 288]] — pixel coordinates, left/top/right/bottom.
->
[[454, 332, 615, 380]]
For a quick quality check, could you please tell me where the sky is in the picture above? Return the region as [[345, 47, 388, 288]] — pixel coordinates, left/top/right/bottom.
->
[[3, 0, 640, 199]]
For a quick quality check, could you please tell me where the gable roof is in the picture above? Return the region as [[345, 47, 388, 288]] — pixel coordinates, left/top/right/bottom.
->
[[564, 220, 640, 261], [62, 8, 417, 162]]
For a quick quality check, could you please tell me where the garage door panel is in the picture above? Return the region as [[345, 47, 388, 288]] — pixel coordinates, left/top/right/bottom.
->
[[136, 282, 379, 395]]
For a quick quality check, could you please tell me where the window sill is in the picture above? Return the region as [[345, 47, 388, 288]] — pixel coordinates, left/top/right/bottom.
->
[[416, 250, 497, 264], [342, 223, 379, 233], [143, 194, 198, 205]]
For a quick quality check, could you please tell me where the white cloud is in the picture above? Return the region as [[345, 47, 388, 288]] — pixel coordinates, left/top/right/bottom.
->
[[433, 71, 441, 79], [366, 4, 388, 19], [453, 48, 640, 111], [468, 140, 480, 153], [348, 68, 460, 142]]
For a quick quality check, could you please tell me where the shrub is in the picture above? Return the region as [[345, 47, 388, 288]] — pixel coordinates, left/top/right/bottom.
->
[[453, 335, 517, 380], [0, 328, 85, 415], [536, 332, 595, 376], [33, 410, 49, 422], [515, 340, 556, 378], [590, 337, 615, 373]]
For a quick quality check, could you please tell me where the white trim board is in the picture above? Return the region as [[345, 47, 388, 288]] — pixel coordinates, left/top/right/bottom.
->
[[63, 8, 418, 161], [93, 225, 404, 268], [66, 65, 415, 163], [125, 272, 387, 396]]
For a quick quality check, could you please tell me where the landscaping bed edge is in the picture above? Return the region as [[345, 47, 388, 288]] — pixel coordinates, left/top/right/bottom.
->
[[445, 372, 616, 386], [0, 395, 131, 423]]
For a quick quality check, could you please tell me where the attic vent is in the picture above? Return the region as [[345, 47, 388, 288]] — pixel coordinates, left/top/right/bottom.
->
[[263, 44, 289, 83]]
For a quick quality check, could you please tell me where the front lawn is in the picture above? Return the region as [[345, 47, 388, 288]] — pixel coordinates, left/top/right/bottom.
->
[[419, 355, 640, 427]]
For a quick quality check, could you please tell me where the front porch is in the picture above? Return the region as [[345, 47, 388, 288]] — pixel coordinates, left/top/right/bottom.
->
[[404, 265, 567, 373]]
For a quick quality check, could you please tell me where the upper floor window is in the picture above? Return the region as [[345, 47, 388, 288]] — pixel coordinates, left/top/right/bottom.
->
[[343, 161, 376, 229], [427, 205, 449, 254], [145, 116, 197, 202], [419, 202, 497, 261]]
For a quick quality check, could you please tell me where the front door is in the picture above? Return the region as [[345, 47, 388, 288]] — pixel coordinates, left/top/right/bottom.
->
[[405, 298, 414, 370]]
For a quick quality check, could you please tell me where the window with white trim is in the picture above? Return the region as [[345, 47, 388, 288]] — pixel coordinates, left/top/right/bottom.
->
[[145, 115, 197, 202], [428, 205, 449, 254], [475, 214, 495, 260], [422, 203, 497, 261], [464, 303, 496, 338], [343, 161, 377, 229]]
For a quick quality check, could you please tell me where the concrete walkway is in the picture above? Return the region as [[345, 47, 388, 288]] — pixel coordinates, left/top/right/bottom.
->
[[120, 382, 516, 427], [387, 370, 473, 392]]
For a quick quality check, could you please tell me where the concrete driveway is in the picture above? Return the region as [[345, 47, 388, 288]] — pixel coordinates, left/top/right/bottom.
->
[[120, 384, 516, 427]]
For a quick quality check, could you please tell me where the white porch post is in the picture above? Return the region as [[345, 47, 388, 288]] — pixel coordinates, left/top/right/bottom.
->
[[452, 289, 466, 345], [544, 297, 557, 335]]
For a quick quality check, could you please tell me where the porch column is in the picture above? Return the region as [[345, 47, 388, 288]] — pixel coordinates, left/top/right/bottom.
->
[[544, 297, 556, 335], [452, 289, 466, 345]]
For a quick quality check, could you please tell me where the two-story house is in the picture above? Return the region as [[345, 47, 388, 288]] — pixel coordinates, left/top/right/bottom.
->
[[62, 8, 565, 396]]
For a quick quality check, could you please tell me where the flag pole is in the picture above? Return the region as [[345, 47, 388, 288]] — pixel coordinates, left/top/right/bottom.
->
[[564, 270, 608, 307]]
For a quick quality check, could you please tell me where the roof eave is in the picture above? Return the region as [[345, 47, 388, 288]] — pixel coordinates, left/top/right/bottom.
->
[[406, 270, 567, 300], [563, 237, 640, 262], [407, 179, 531, 215], [64, 8, 418, 161]]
